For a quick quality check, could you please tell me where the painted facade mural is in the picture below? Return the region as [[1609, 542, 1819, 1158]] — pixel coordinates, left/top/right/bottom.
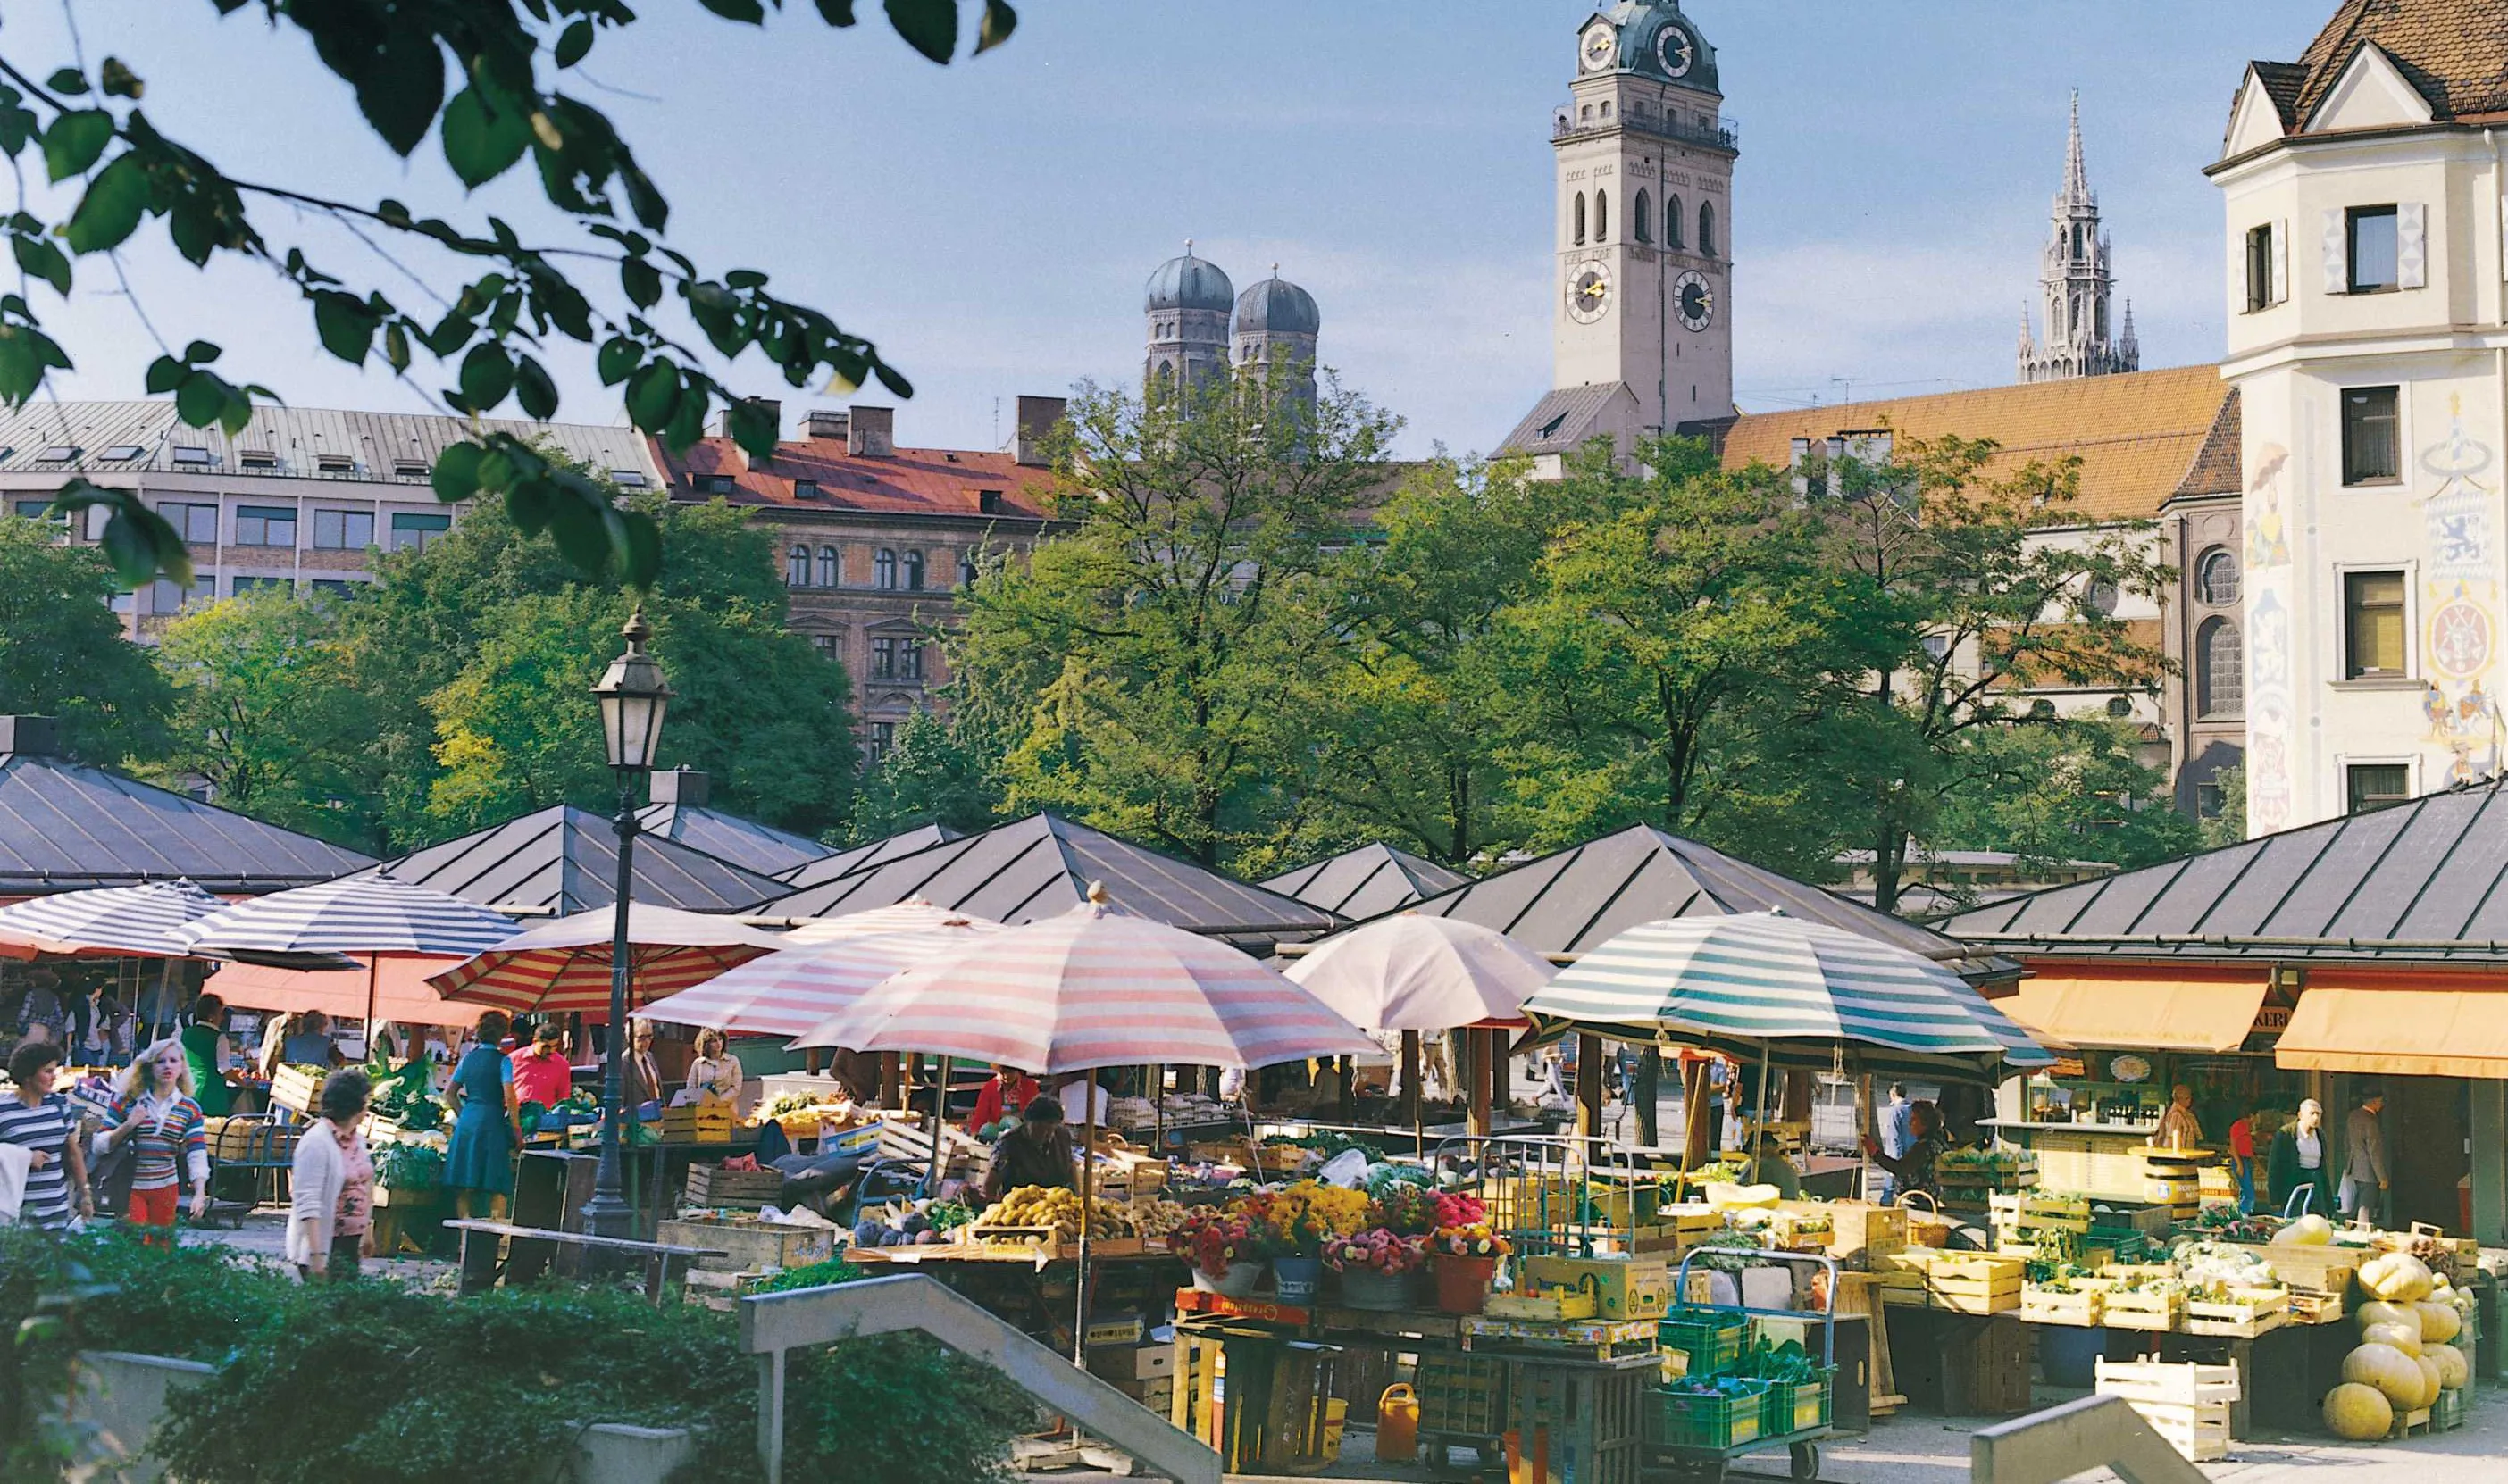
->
[[2420, 396, 2502, 787], [2245, 439, 2295, 833]]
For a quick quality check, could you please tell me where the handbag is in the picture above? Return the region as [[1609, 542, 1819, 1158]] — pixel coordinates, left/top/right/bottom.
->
[[89, 1121, 139, 1216]]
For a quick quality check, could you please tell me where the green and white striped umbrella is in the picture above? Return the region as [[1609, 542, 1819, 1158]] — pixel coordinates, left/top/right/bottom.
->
[[1520, 911, 2052, 1082]]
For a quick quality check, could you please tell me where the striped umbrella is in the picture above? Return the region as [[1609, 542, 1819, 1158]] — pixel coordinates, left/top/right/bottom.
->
[[1520, 911, 2052, 1082], [767, 898, 999, 945], [428, 903, 791, 1017], [640, 918, 999, 1038], [790, 889, 1375, 1074], [0, 879, 227, 958], [180, 872, 521, 1031]]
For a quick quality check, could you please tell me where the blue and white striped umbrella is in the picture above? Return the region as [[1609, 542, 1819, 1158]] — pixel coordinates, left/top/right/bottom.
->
[[180, 871, 520, 959], [0, 879, 227, 958], [1521, 911, 2052, 1081]]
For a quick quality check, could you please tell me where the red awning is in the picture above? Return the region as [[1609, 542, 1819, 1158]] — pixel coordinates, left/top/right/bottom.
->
[[205, 955, 477, 1026]]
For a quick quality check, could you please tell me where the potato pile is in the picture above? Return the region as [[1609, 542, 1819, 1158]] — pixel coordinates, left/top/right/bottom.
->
[[975, 1185, 1137, 1240]]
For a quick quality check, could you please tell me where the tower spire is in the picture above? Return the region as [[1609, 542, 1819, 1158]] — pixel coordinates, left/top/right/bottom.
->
[[2063, 89, 2088, 201], [2019, 92, 2133, 384]]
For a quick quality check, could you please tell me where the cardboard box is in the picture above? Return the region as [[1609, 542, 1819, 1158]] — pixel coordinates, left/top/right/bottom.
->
[[1112, 1375, 1174, 1413], [1520, 1255, 1671, 1321], [1083, 1315, 1145, 1347], [1087, 1342, 1174, 1382]]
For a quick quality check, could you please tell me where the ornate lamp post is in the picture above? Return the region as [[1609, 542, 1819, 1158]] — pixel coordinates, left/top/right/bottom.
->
[[581, 607, 672, 1242]]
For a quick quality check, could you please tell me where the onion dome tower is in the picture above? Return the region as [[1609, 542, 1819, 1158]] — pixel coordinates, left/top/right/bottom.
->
[[1143, 242, 1235, 397], [1233, 266, 1322, 413]]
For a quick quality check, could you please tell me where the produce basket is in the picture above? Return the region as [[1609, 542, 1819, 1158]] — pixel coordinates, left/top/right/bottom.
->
[[1645, 1383, 1765, 1450], [686, 1163, 786, 1210], [1658, 1307, 1750, 1380], [1757, 1368, 1834, 1438], [1895, 1192, 1953, 1248]]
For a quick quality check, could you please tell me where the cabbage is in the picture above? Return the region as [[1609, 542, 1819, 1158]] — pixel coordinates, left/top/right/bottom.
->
[[2322, 1380, 2394, 1440], [2360, 1251, 2435, 1303], [2343, 1342, 2428, 1410], [2278, 1213, 2336, 1246], [2362, 1321, 2422, 1357], [2414, 1299, 2462, 1345]]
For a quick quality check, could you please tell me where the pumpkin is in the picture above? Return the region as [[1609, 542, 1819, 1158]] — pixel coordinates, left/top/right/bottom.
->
[[2360, 1251, 2435, 1303], [2322, 1381, 2394, 1441], [2278, 1213, 2336, 1246], [2413, 1299, 2462, 1346], [2362, 1321, 2422, 1356], [2343, 1342, 2427, 1411], [2413, 1355, 2444, 1409], [2356, 1300, 2420, 1338], [2427, 1342, 2470, 1391]]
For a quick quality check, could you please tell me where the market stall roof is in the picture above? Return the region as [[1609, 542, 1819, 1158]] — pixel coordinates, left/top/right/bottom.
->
[[1996, 971, 2268, 1054], [367, 803, 787, 915], [633, 805, 829, 878], [773, 823, 961, 888], [1262, 843, 1474, 921], [0, 718, 372, 897], [1391, 822, 2011, 980], [1939, 778, 2508, 964], [753, 813, 1342, 945], [2277, 982, 2508, 1080]]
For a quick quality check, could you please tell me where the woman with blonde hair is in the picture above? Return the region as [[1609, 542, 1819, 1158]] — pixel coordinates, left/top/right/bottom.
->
[[686, 1028, 742, 1105], [103, 1037, 211, 1244]]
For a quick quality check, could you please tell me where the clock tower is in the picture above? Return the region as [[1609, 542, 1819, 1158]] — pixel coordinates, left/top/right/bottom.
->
[[1507, 2, 1737, 469]]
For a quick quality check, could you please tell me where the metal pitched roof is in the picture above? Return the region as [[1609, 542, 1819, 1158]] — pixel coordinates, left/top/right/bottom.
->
[[370, 804, 786, 915], [1501, 384, 1642, 457], [1387, 823, 2009, 976], [0, 752, 373, 896], [774, 823, 963, 888], [755, 813, 1342, 942], [0, 400, 657, 483], [633, 802, 832, 877], [1262, 843, 1474, 920], [1938, 779, 2508, 963]]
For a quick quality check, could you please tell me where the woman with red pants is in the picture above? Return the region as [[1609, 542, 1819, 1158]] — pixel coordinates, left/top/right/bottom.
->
[[104, 1038, 210, 1244]]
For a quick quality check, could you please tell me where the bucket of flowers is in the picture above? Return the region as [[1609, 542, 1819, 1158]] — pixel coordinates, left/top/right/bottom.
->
[[1327, 1227, 1433, 1310], [1267, 1181, 1370, 1301], [1428, 1219, 1512, 1313], [1372, 1180, 1443, 1237], [1178, 1198, 1280, 1296]]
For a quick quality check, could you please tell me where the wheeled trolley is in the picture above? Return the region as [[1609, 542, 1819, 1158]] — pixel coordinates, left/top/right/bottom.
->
[[1644, 1246, 1838, 1483]]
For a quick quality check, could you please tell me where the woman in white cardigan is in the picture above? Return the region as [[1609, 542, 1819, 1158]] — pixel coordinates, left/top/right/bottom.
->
[[288, 1069, 376, 1280]]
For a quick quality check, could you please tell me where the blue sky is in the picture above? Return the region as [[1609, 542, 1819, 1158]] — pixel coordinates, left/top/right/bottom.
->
[[10, 2, 2333, 458]]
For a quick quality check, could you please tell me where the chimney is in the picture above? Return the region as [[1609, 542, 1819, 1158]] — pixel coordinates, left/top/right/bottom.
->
[[649, 766, 710, 806], [0, 716, 59, 756], [805, 408, 849, 442], [1013, 395, 1067, 467], [847, 405, 895, 458], [716, 399, 782, 442]]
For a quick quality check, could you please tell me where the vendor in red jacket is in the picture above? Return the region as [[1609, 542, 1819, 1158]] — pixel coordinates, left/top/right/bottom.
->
[[966, 1063, 1040, 1135], [509, 1021, 576, 1108]]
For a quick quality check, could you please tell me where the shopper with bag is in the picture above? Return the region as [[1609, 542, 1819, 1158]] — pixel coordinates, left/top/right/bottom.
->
[[0, 1040, 91, 1229], [288, 1070, 376, 1281], [101, 1038, 211, 1246]]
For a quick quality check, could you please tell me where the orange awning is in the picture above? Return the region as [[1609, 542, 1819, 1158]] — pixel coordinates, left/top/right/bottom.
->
[[205, 955, 477, 1027], [2278, 987, 2508, 1079], [1998, 973, 2267, 1054]]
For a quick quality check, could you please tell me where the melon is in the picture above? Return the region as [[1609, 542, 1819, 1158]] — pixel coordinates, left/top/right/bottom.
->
[[2413, 1355, 2445, 1409], [2356, 1300, 2420, 1338], [2362, 1321, 2422, 1356], [2343, 1342, 2427, 1411], [2278, 1213, 2336, 1246], [2427, 1342, 2470, 1391], [2361, 1251, 2435, 1303], [2413, 1299, 2462, 1346], [2322, 1380, 2394, 1441]]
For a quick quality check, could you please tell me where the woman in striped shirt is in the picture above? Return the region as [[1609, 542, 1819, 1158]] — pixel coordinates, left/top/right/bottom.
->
[[2, 1039, 90, 1228], [103, 1038, 210, 1245]]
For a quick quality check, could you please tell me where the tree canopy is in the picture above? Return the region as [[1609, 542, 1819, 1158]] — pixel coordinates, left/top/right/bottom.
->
[[0, 515, 171, 762]]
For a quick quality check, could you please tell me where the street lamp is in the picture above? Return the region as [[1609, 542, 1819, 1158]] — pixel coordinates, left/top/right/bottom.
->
[[581, 607, 673, 1243]]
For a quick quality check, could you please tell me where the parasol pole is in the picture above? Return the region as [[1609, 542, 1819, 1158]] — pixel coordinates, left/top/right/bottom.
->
[[928, 1054, 951, 1195], [1469, 1027, 1493, 1139], [1751, 1039, 1772, 1178], [1401, 1030, 1424, 1159], [1074, 1071, 1097, 1365], [364, 956, 379, 1059]]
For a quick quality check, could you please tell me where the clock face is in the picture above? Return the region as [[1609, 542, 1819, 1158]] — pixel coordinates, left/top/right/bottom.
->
[[1656, 23, 1694, 77], [1579, 22, 1617, 72], [1568, 261, 1613, 323], [1675, 270, 1714, 331]]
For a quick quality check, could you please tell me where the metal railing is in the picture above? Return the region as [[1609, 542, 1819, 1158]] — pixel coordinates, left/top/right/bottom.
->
[[1553, 105, 1738, 152], [1970, 1395, 2208, 1484], [740, 1274, 1219, 1484]]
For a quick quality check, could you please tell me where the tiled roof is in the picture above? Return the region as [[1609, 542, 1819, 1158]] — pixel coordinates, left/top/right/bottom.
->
[[1723, 365, 2234, 524], [370, 804, 787, 914], [2174, 388, 2242, 500], [0, 752, 374, 896], [0, 400, 656, 484], [1262, 843, 1475, 920], [652, 432, 1058, 521], [2286, 0, 2508, 125], [1501, 384, 1637, 457]]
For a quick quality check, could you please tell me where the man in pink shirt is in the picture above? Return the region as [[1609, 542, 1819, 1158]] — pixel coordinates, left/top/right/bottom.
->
[[509, 1021, 576, 1108]]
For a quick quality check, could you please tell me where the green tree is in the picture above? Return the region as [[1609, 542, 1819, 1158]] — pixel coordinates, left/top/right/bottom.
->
[[2200, 763, 2248, 847], [0, 1, 1017, 590], [849, 705, 1007, 840], [954, 368, 1399, 870], [1926, 717, 2203, 884], [151, 588, 371, 846], [0, 514, 170, 762]]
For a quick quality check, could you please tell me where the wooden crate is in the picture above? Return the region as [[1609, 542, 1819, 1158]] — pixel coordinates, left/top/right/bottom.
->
[[660, 1105, 735, 1142], [2184, 1289, 2289, 1338], [657, 1214, 837, 1274], [2231, 1243, 2362, 1299], [1930, 1276, 2023, 1315], [685, 1162, 785, 1210], [2100, 1290, 2186, 1331], [1824, 1202, 1910, 1263], [2288, 1292, 2348, 1325], [2126, 1400, 2229, 1463], [2019, 1287, 2103, 1326], [1928, 1255, 2026, 1284], [2094, 1356, 2239, 1407], [1868, 1247, 1939, 1277], [269, 1064, 324, 1116]]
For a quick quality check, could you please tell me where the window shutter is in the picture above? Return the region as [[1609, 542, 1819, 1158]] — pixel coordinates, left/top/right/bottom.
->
[[2398, 202, 2427, 288], [2322, 209, 2347, 293], [2271, 219, 2290, 304]]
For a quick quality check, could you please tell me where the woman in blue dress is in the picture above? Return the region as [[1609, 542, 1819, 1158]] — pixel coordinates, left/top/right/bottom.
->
[[444, 1010, 521, 1214]]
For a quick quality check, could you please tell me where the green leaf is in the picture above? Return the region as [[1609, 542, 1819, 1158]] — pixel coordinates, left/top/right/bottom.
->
[[514, 354, 558, 419], [814, 0, 860, 24], [46, 70, 88, 96], [431, 441, 485, 503], [100, 59, 145, 100], [621, 257, 662, 310], [41, 111, 113, 182], [312, 292, 377, 363], [64, 155, 150, 254], [353, 25, 447, 156], [145, 355, 185, 395], [627, 360, 681, 429], [698, 0, 767, 20], [619, 509, 663, 588], [554, 20, 596, 68], [383, 321, 412, 371], [976, 1, 1017, 54], [183, 340, 221, 365], [457, 343, 514, 411], [729, 397, 780, 458], [12, 235, 71, 296], [439, 86, 531, 188], [172, 372, 223, 429], [885, 0, 958, 62], [596, 336, 640, 386]]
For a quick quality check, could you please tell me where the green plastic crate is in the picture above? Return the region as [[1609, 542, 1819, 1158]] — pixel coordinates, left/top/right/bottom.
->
[[2434, 1386, 2466, 1432], [1417, 1351, 1509, 1436], [1755, 1369, 1834, 1438], [1658, 1307, 1749, 1380], [1646, 1384, 1765, 1450]]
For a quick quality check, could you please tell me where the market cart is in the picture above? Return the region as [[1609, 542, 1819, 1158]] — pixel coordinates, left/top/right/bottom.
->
[[1650, 1246, 1838, 1483]]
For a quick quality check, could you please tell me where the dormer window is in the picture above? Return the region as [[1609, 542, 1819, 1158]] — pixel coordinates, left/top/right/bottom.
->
[[36, 445, 77, 463], [392, 459, 430, 479], [692, 473, 736, 496], [99, 445, 144, 462], [978, 489, 1004, 514], [238, 449, 279, 470], [315, 454, 355, 475], [171, 446, 214, 467], [609, 470, 649, 488], [794, 479, 822, 500]]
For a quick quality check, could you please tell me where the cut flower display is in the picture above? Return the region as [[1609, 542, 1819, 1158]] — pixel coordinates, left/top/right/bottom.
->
[[1325, 1227, 1431, 1275], [1431, 1221, 1511, 1259]]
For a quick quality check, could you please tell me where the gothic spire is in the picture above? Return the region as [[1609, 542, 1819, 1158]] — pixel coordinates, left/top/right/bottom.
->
[[2019, 93, 2134, 384], [2018, 303, 2036, 358], [2063, 90, 2089, 202]]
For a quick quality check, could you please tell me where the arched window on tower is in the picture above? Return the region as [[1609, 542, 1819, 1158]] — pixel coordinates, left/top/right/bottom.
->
[[2198, 617, 2244, 719], [1699, 202, 1718, 257], [1634, 189, 1651, 243], [1594, 189, 1609, 243], [874, 548, 898, 589], [2197, 548, 2242, 606], [1573, 193, 1587, 246], [785, 545, 809, 588], [1666, 196, 1684, 249]]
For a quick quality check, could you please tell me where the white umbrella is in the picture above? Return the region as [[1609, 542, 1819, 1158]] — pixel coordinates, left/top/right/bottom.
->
[[639, 917, 999, 1038], [1285, 913, 1553, 1031], [181, 872, 521, 1033], [0, 879, 227, 959], [769, 898, 999, 945]]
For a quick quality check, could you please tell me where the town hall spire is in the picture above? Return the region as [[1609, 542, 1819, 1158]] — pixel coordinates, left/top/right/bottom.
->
[[2019, 91, 2137, 383]]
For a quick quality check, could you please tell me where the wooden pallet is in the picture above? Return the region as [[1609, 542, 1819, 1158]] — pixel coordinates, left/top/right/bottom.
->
[[2387, 1404, 2433, 1440]]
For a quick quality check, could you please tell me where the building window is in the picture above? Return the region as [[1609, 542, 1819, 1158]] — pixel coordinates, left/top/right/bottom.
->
[[2197, 616, 2243, 718], [170, 446, 213, 468], [2104, 696, 2133, 719], [148, 577, 216, 613], [809, 633, 835, 656], [1665, 195, 1683, 249], [1634, 188, 1651, 243], [1699, 202, 1717, 257], [874, 548, 898, 589], [2343, 570, 2408, 679], [815, 546, 838, 587], [959, 553, 979, 588], [903, 550, 925, 591], [2194, 778, 2229, 820], [9, 497, 61, 523], [1594, 188, 1609, 243], [308, 579, 358, 599], [386, 512, 450, 553], [786, 544, 810, 587], [2245, 223, 2274, 312], [2196, 547, 2241, 605], [230, 575, 290, 596], [871, 636, 898, 679], [899, 641, 924, 681], [692, 473, 736, 496], [2346, 763, 2411, 814], [2082, 579, 2119, 616], [866, 721, 896, 764], [312, 509, 375, 549], [793, 479, 821, 500], [232, 504, 297, 548], [2347, 205, 2399, 293], [2341, 386, 2401, 484], [1572, 192, 1586, 246], [160, 502, 219, 544]]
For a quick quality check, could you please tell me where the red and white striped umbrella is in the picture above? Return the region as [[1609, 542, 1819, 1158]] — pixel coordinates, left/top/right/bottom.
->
[[639, 918, 999, 1038], [772, 898, 999, 945], [428, 903, 790, 1016], [790, 889, 1375, 1074]]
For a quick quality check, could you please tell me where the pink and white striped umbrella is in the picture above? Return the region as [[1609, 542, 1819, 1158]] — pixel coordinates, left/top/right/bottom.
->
[[772, 898, 999, 946], [789, 891, 1375, 1074], [638, 917, 999, 1038], [427, 903, 789, 1016]]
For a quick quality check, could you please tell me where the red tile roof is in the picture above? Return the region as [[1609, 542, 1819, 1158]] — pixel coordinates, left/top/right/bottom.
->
[[2253, 0, 2508, 135], [650, 434, 1058, 520]]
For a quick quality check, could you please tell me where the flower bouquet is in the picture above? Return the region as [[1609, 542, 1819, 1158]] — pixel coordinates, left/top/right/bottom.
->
[[1326, 1227, 1432, 1310], [1428, 1221, 1511, 1313], [1371, 1181, 1443, 1237], [1267, 1180, 1370, 1301], [1176, 1205, 1276, 1296]]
